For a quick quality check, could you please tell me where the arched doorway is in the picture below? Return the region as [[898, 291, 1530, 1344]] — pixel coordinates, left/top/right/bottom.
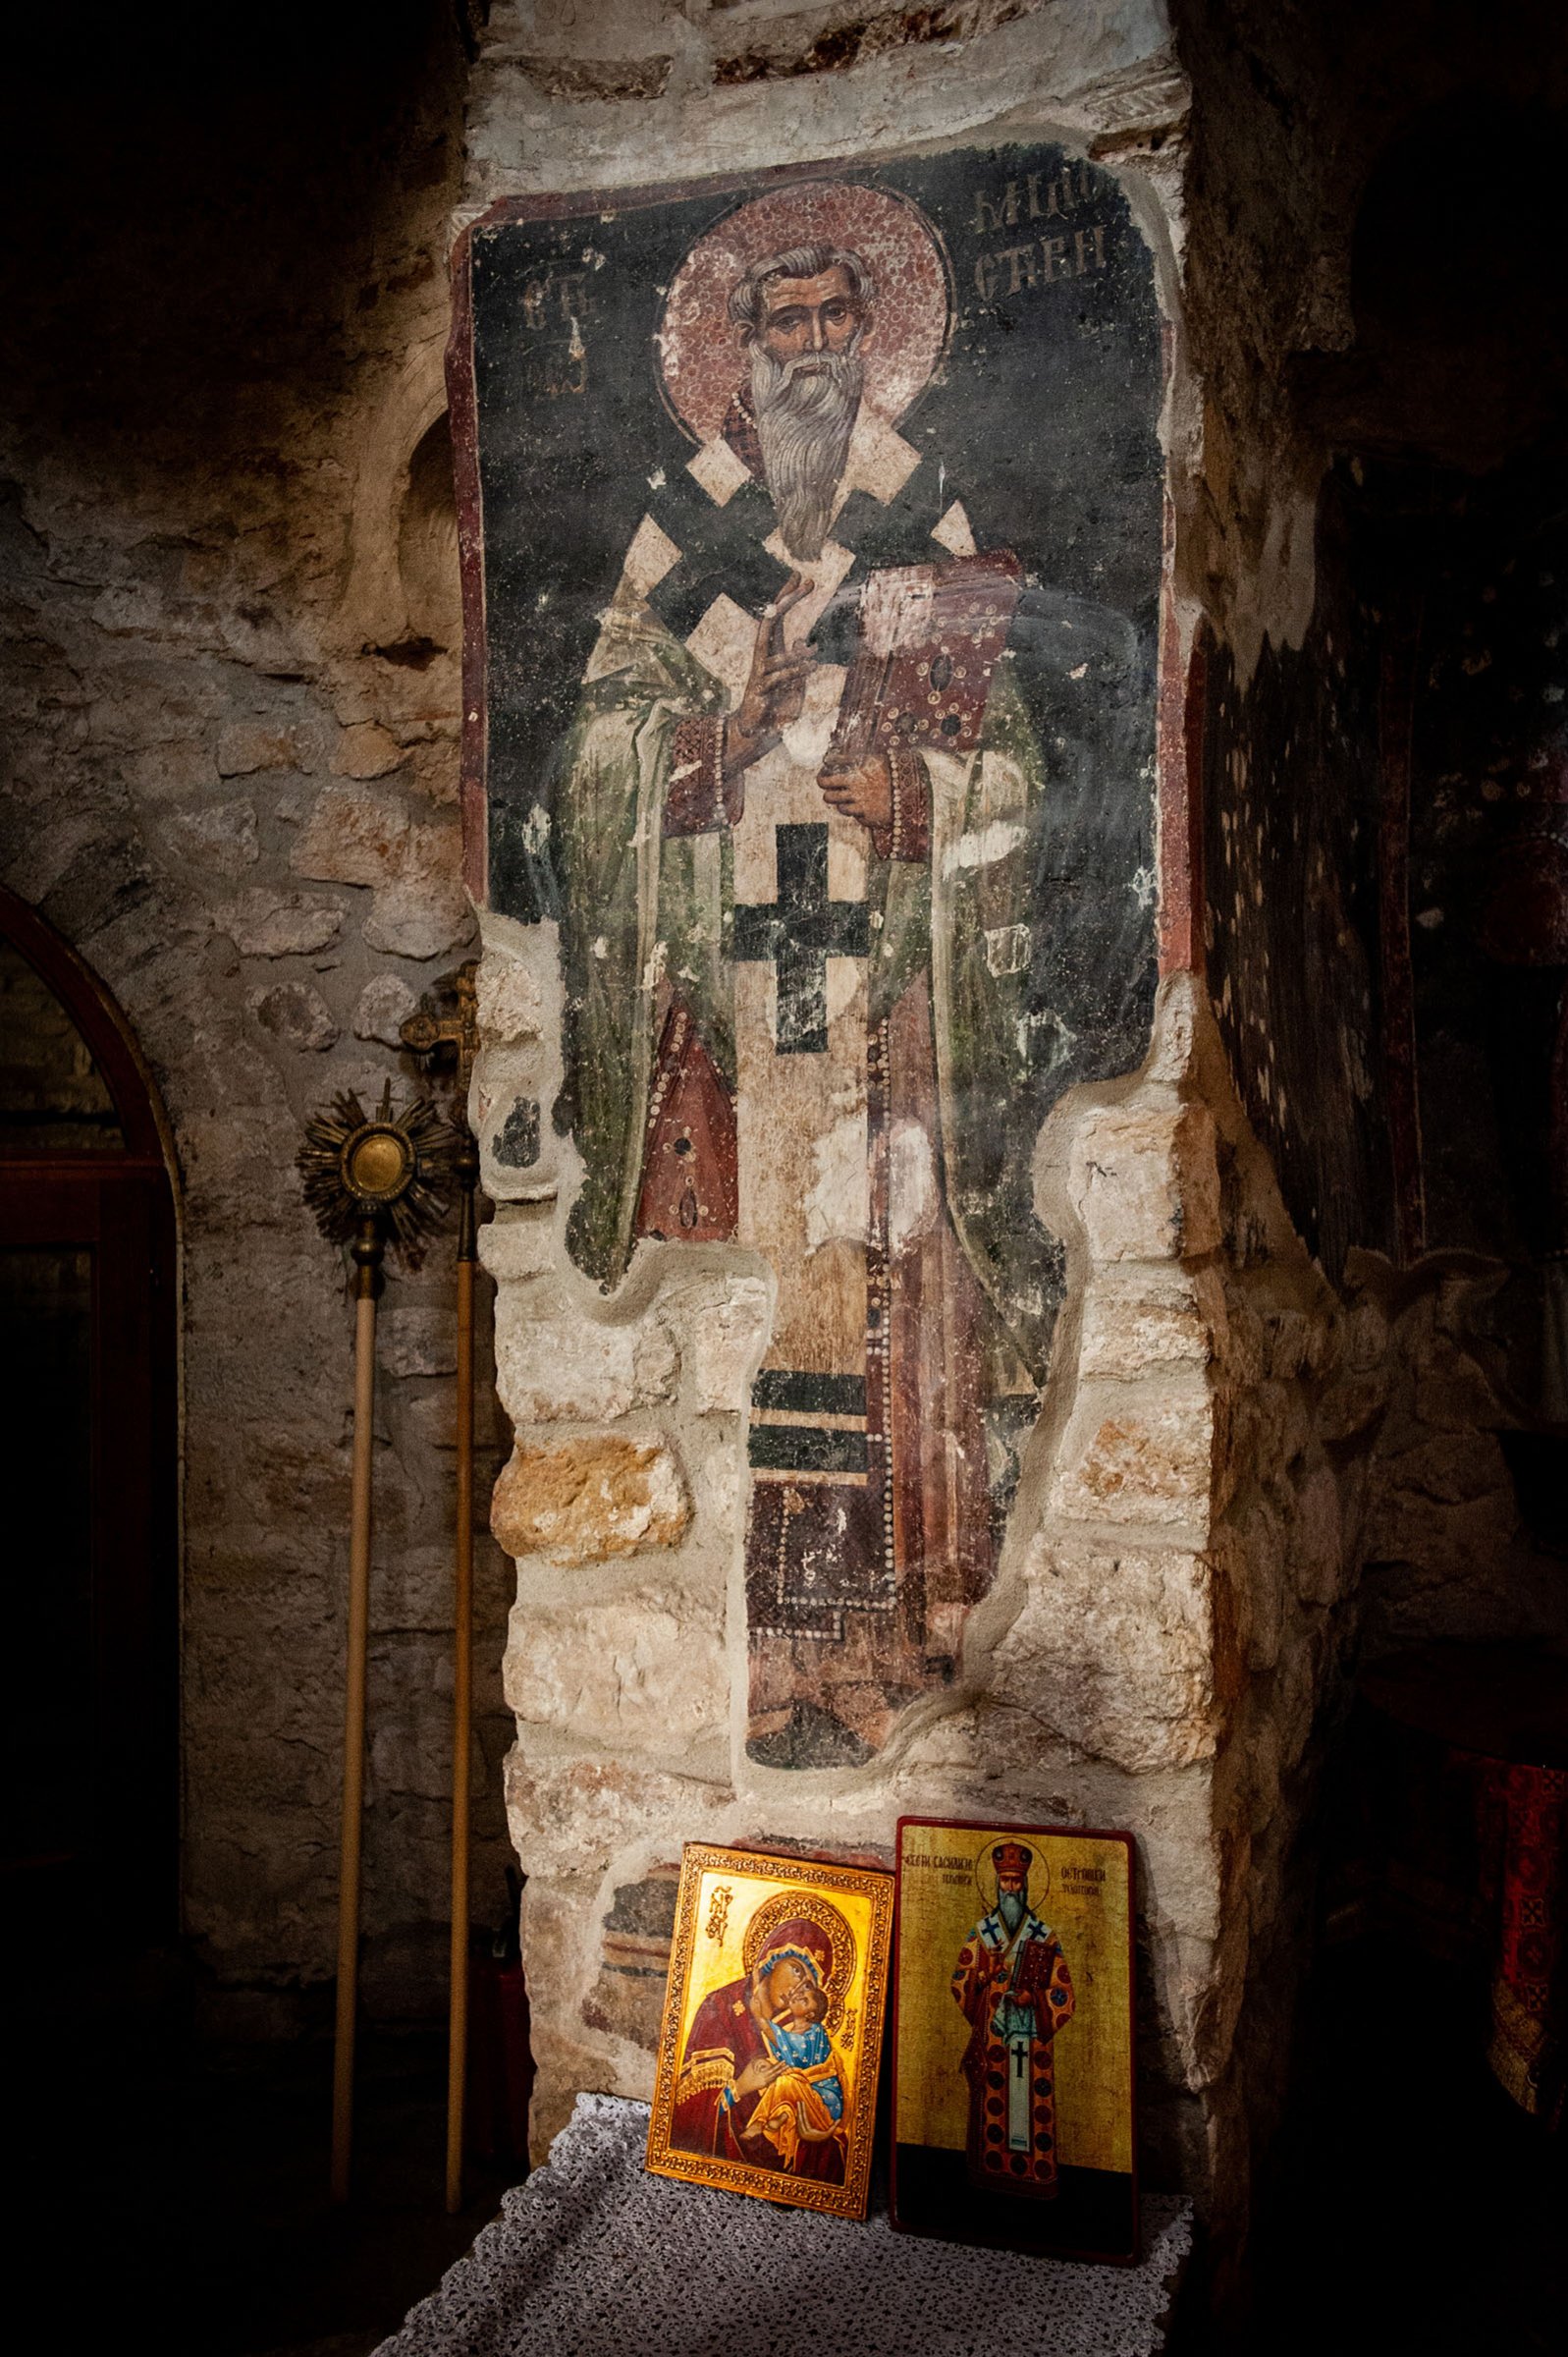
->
[[0, 886, 179, 1954]]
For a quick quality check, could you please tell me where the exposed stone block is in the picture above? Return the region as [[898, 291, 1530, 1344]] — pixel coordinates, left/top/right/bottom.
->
[[1342, 1297, 1388, 1373], [403, 817, 462, 890], [162, 798, 259, 876], [352, 970, 419, 1045], [494, 1302, 676, 1424], [332, 720, 406, 778], [377, 1543, 461, 1634], [1273, 1620, 1326, 1773], [1070, 1100, 1222, 1265], [1078, 1268, 1217, 1380], [362, 875, 473, 960], [1411, 1328, 1502, 1432], [1050, 1383, 1214, 1525], [126, 740, 219, 800], [379, 1304, 459, 1378], [217, 888, 346, 957], [476, 953, 545, 1045], [1227, 1377, 1312, 1498], [1315, 1367, 1388, 1444], [503, 1582, 727, 1756], [711, 1, 1050, 87], [1367, 1431, 1517, 1577], [491, 1435, 689, 1563], [290, 782, 410, 888], [251, 978, 338, 1052], [479, 1209, 559, 1283], [368, 1678, 452, 1804], [684, 1276, 771, 1413], [216, 721, 301, 777], [1263, 1308, 1316, 1382], [1217, 1299, 1266, 1386], [994, 1542, 1217, 1773], [516, 52, 675, 102], [1286, 1462, 1343, 1605], [515, 1880, 635, 2149], [503, 1743, 731, 1884], [1229, 1501, 1285, 1672]]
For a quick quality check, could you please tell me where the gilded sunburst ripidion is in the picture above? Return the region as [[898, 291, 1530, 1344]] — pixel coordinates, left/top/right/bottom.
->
[[297, 1079, 455, 1265]]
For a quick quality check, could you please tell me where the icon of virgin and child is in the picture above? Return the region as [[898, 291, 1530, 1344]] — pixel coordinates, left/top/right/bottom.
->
[[670, 1896, 857, 2182]]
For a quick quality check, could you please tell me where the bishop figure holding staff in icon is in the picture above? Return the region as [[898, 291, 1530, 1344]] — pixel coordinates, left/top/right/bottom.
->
[[552, 181, 1067, 1766], [952, 1840, 1075, 2199]]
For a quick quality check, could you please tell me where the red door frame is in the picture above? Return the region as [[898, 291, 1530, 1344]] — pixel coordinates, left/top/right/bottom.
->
[[0, 886, 180, 1946]]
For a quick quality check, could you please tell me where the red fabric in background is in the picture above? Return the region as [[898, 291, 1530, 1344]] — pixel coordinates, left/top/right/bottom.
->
[[466, 1953, 533, 2166], [1476, 1760, 1568, 2117], [1360, 1642, 1568, 2128]]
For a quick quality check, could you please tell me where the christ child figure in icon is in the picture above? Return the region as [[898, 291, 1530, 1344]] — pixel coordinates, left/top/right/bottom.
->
[[749, 1948, 847, 2170]]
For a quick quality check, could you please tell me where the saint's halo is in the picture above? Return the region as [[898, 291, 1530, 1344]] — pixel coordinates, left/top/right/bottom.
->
[[655, 179, 953, 446]]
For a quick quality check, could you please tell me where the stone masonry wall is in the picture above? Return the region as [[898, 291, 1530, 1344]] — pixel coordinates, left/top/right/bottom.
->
[[0, 8, 514, 2023], [458, 0, 1296, 2252], [465, 7, 1568, 2284], [1, 17, 1548, 2231], [1178, 0, 1568, 1656], [1168, 0, 1568, 2247], [483, 970, 1241, 2196]]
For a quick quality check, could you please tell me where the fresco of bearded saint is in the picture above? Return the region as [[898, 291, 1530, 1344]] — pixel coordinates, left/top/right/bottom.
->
[[552, 185, 1073, 1767]]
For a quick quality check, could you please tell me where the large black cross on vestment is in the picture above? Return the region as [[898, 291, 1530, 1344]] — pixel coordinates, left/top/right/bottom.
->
[[730, 824, 869, 1055]]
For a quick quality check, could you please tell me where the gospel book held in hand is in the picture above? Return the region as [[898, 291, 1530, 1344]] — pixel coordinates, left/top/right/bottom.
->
[[832, 549, 1023, 764]]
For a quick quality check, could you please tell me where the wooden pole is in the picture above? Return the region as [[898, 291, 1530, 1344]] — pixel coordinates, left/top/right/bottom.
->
[[331, 1212, 384, 2205], [300, 1081, 448, 2204], [445, 1123, 480, 2213]]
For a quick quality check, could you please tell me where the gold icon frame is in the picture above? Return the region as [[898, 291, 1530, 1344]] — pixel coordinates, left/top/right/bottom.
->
[[645, 1843, 894, 2220]]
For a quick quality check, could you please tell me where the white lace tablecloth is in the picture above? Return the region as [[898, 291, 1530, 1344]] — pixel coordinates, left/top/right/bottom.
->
[[376, 2093, 1192, 2357]]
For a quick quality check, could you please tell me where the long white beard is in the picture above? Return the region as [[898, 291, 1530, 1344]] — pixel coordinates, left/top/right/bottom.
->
[[751, 345, 862, 561], [999, 1891, 1027, 1935]]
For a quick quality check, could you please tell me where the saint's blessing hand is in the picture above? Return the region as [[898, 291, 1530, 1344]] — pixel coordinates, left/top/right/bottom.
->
[[726, 574, 813, 781]]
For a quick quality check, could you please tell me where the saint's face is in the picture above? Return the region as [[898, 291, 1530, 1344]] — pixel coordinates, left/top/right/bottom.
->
[[758, 1953, 812, 2018], [751, 264, 867, 369], [998, 1866, 1027, 1901]]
